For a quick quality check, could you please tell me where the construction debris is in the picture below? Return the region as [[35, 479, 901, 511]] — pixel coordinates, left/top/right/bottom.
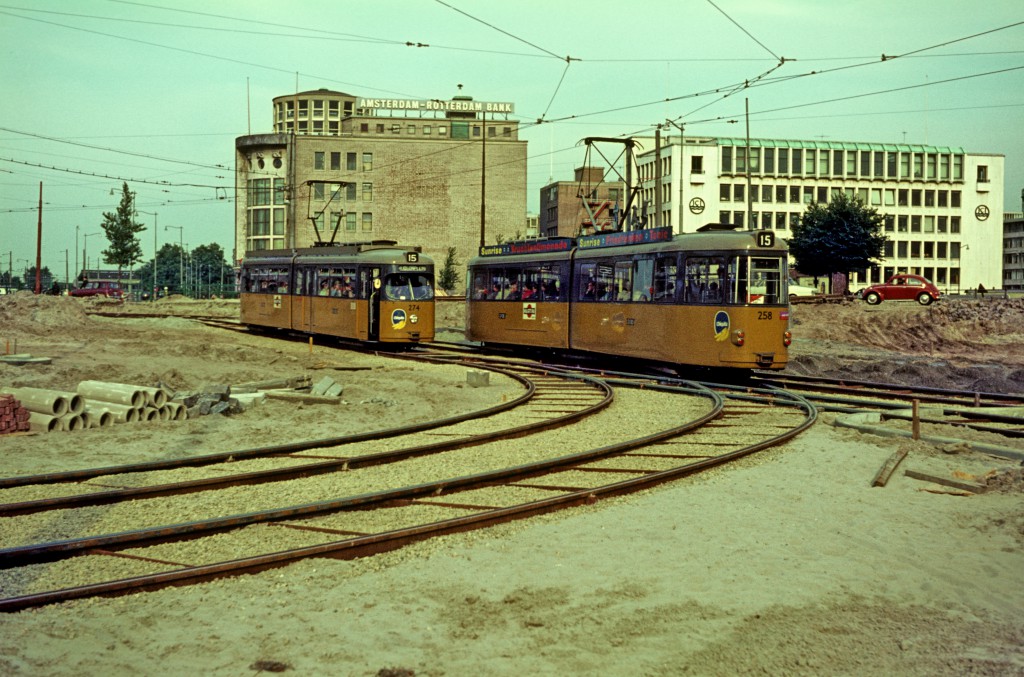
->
[[0, 394, 30, 434]]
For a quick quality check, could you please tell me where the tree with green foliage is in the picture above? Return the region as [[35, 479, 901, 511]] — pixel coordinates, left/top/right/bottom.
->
[[788, 193, 887, 294], [437, 246, 460, 294], [100, 182, 145, 281], [191, 243, 234, 297]]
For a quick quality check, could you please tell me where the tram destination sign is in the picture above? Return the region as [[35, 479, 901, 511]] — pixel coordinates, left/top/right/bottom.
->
[[578, 227, 673, 250], [357, 98, 515, 114], [479, 239, 575, 257]]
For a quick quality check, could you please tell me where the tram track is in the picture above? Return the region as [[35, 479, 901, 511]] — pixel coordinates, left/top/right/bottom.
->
[[0, 358, 815, 612]]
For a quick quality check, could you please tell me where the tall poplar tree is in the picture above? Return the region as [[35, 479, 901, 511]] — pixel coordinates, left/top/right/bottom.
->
[[100, 182, 145, 280]]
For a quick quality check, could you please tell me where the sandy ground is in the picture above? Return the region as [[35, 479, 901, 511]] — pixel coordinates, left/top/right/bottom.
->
[[0, 293, 1022, 676]]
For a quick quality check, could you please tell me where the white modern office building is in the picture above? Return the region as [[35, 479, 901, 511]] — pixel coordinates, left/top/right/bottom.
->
[[637, 137, 1005, 293]]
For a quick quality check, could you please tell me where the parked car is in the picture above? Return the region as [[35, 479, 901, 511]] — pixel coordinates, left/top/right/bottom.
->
[[860, 274, 940, 306], [747, 283, 820, 304], [68, 281, 124, 299], [787, 283, 820, 301]]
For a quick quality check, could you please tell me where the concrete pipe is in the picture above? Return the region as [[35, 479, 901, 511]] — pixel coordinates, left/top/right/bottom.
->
[[80, 410, 114, 428], [62, 414, 86, 431], [93, 410, 114, 428], [140, 407, 160, 422], [84, 404, 123, 426], [139, 387, 169, 408], [4, 387, 69, 417], [91, 402, 141, 424], [77, 381, 146, 409], [156, 405, 171, 421], [28, 412, 64, 433], [54, 391, 85, 415], [165, 402, 188, 421]]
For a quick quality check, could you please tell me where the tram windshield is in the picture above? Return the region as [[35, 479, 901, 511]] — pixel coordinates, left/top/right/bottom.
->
[[683, 255, 785, 305], [383, 273, 433, 301]]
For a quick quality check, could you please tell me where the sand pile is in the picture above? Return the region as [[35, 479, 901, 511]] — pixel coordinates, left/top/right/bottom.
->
[[0, 291, 94, 336]]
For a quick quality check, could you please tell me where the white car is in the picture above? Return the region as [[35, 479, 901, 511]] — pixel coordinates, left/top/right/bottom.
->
[[787, 284, 820, 300]]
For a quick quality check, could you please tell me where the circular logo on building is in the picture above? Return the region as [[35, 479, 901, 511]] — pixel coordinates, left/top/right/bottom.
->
[[391, 308, 407, 330], [975, 205, 990, 221], [689, 197, 706, 214]]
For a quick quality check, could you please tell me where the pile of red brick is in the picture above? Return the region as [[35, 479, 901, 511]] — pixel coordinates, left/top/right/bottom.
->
[[0, 394, 30, 434]]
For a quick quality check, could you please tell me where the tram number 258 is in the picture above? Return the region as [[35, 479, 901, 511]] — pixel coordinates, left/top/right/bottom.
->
[[757, 310, 773, 320]]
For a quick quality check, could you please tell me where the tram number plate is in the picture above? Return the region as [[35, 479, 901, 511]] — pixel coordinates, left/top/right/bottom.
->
[[757, 310, 773, 320]]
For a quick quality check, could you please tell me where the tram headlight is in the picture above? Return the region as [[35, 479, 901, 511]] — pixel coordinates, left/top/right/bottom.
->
[[731, 329, 745, 346], [783, 330, 792, 347]]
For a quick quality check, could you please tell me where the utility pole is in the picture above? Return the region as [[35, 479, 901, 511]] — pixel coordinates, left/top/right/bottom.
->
[[745, 98, 753, 231], [665, 120, 685, 233], [654, 125, 662, 228], [137, 210, 158, 300], [480, 111, 486, 247], [35, 182, 42, 294]]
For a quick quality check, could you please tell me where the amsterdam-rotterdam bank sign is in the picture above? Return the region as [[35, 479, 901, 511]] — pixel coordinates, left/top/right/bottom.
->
[[356, 98, 515, 114]]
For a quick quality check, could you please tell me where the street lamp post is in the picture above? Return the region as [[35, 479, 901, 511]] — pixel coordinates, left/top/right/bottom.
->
[[136, 210, 158, 300], [165, 226, 183, 296], [82, 232, 102, 281]]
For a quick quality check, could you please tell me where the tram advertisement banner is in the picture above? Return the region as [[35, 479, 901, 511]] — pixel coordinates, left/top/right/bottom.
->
[[479, 239, 574, 257], [578, 227, 672, 250]]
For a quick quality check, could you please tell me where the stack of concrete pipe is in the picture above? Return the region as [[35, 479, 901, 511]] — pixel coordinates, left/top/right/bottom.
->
[[1, 381, 184, 433], [77, 381, 185, 426], [3, 386, 92, 433]]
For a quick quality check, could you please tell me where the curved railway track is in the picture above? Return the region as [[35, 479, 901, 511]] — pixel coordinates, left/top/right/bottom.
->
[[0, 357, 815, 612]]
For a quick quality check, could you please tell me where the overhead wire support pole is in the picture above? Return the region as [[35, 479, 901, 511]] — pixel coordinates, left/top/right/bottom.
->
[[35, 182, 42, 294], [745, 97, 753, 231]]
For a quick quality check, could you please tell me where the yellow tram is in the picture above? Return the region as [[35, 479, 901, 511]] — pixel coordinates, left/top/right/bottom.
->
[[240, 241, 434, 344], [466, 226, 791, 370]]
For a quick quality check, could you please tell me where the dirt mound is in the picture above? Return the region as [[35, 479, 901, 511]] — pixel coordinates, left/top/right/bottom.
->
[[0, 291, 96, 336], [792, 300, 1024, 364]]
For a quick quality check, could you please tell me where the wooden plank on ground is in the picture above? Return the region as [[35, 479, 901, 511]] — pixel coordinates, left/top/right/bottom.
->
[[904, 469, 986, 494], [871, 448, 908, 487]]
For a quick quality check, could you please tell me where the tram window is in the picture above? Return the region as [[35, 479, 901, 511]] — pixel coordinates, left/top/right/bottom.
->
[[748, 256, 783, 304], [632, 257, 654, 302], [613, 261, 633, 301], [536, 265, 562, 301], [384, 273, 433, 301], [472, 271, 490, 299], [503, 268, 523, 300], [485, 270, 505, 299], [683, 256, 728, 304], [578, 263, 597, 301], [653, 256, 677, 302], [596, 264, 614, 301]]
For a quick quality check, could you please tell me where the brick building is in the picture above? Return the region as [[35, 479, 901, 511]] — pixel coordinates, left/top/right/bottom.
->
[[539, 166, 627, 238], [234, 89, 527, 270]]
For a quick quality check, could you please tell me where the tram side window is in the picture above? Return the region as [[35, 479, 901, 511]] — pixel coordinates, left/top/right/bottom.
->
[[250, 267, 289, 294], [472, 271, 491, 299], [632, 257, 655, 302], [653, 256, 677, 302], [579, 262, 613, 301], [315, 267, 357, 297], [613, 261, 632, 301], [683, 256, 729, 304], [537, 265, 563, 301], [727, 257, 746, 304]]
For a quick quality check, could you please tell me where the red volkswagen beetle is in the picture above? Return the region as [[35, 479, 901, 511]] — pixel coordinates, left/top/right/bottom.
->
[[860, 274, 940, 306]]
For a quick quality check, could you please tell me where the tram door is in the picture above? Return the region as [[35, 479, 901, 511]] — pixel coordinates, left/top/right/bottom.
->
[[363, 267, 382, 341]]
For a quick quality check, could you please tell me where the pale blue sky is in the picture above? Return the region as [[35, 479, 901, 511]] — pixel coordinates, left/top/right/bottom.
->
[[1, 0, 1021, 279]]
